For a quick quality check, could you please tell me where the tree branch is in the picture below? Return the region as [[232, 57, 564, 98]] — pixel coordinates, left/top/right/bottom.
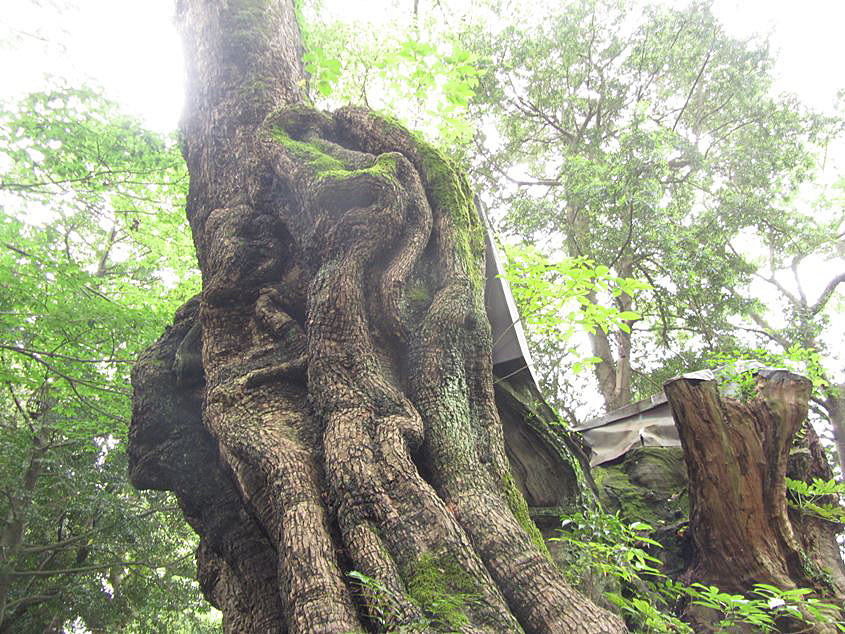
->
[[673, 44, 712, 132], [0, 345, 134, 365], [809, 271, 845, 316], [7, 553, 194, 578], [747, 312, 790, 349]]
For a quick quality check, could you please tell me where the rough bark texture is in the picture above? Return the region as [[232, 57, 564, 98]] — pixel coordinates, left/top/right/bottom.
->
[[129, 1, 624, 632], [665, 370, 845, 631], [823, 385, 845, 480]]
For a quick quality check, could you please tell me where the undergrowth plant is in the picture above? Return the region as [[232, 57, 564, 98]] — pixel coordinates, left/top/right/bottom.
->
[[785, 476, 845, 525], [686, 582, 845, 632], [556, 510, 691, 633], [348, 568, 480, 632], [348, 571, 430, 632], [556, 509, 845, 633]]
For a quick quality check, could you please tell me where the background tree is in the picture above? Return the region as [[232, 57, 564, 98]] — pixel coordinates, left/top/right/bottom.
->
[[730, 174, 845, 470], [0, 87, 214, 633], [467, 0, 840, 416]]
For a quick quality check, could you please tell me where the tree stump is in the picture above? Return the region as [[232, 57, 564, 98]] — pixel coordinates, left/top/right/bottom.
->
[[665, 369, 845, 630]]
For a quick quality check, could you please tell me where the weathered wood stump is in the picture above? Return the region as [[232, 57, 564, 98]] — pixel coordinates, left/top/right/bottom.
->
[[665, 369, 845, 631]]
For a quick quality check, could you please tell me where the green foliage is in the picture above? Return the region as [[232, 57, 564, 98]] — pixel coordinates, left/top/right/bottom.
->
[[557, 509, 845, 632], [0, 86, 207, 632], [785, 476, 845, 525], [504, 243, 649, 373], [711, 345, 830, 397], [348, 570, 426, 631], [299, 2, 482, 147], [303, 46, 342, 97], [556, 510, 691, 632], [556, 511, 664, 585], [686, 582, 844, 632]]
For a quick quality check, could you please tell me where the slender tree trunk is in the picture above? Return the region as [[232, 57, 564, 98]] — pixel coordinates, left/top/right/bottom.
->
[[824, 385, 845, 477], [587, 320, 632, 413], [0, 425, 49, 630], [130, 1, 623, 632]]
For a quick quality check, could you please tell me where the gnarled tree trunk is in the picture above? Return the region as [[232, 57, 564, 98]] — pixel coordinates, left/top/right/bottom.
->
[[129, 1, 623, 632]]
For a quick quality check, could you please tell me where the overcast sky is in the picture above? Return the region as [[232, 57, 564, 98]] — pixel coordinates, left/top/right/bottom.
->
[[2, 0, 844, 133]]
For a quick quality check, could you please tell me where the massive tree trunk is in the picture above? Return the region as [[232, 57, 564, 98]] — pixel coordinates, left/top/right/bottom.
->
[[128, 1, 623, 632], [665, 370, 845, 631]]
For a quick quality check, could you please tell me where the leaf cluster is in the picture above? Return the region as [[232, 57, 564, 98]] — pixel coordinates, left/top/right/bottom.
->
[[299, 1, 483, 148], [557, 508, 845, 632], [0, 86, 207, 632], [504, 243, 647, 374]]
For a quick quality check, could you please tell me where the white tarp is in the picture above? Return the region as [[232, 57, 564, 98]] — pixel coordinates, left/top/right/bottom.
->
[[477, 200, 540, 387], [574, 393, 681, 466]]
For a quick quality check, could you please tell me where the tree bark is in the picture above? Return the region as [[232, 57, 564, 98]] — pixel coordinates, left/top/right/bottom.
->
[[586, 273, 634, 413], [823, 384, 845, 479], [129, 1, 623, 632], [665, 370, 845, 631]]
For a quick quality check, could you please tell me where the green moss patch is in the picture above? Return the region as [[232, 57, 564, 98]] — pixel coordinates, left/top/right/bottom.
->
[[413, 138, 485, 291], [503, 471, 553, 559], [404, 553, 480, 630], [594, 447, 689, 528]]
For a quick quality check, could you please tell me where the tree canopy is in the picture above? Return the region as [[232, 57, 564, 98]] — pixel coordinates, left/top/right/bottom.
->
[[0, 86, 212, 632], [467, 0, 841, 413]]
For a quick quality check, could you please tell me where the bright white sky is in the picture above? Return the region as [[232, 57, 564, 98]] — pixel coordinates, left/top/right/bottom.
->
[[2, 0, 844, 132]]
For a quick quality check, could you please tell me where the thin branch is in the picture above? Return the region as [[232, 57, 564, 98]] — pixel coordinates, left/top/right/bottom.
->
[[809, 271, 845, 316], [752, 270, 800, 307], [748, 312, 790, 350], [6, 384, 33, 432], [1, 243, 36, 260], [0, 345, 134, 365], [673, 44, 712, 132], [18, 506, 180, 556], [7, 552, 194, 578], [791, 256, 807, 307], [3, 590, 61, 614], [607, 195, 636, 271], [1, 348, 129, 396], [0, 167, 177, 193]]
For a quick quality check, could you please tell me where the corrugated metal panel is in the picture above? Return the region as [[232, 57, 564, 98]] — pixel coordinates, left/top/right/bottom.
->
[[574, 371, 717, 466], [576, 402, 681, 466]]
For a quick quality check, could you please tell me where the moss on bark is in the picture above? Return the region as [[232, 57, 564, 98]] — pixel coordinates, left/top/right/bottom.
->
[[403, 553, 481, 630]]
